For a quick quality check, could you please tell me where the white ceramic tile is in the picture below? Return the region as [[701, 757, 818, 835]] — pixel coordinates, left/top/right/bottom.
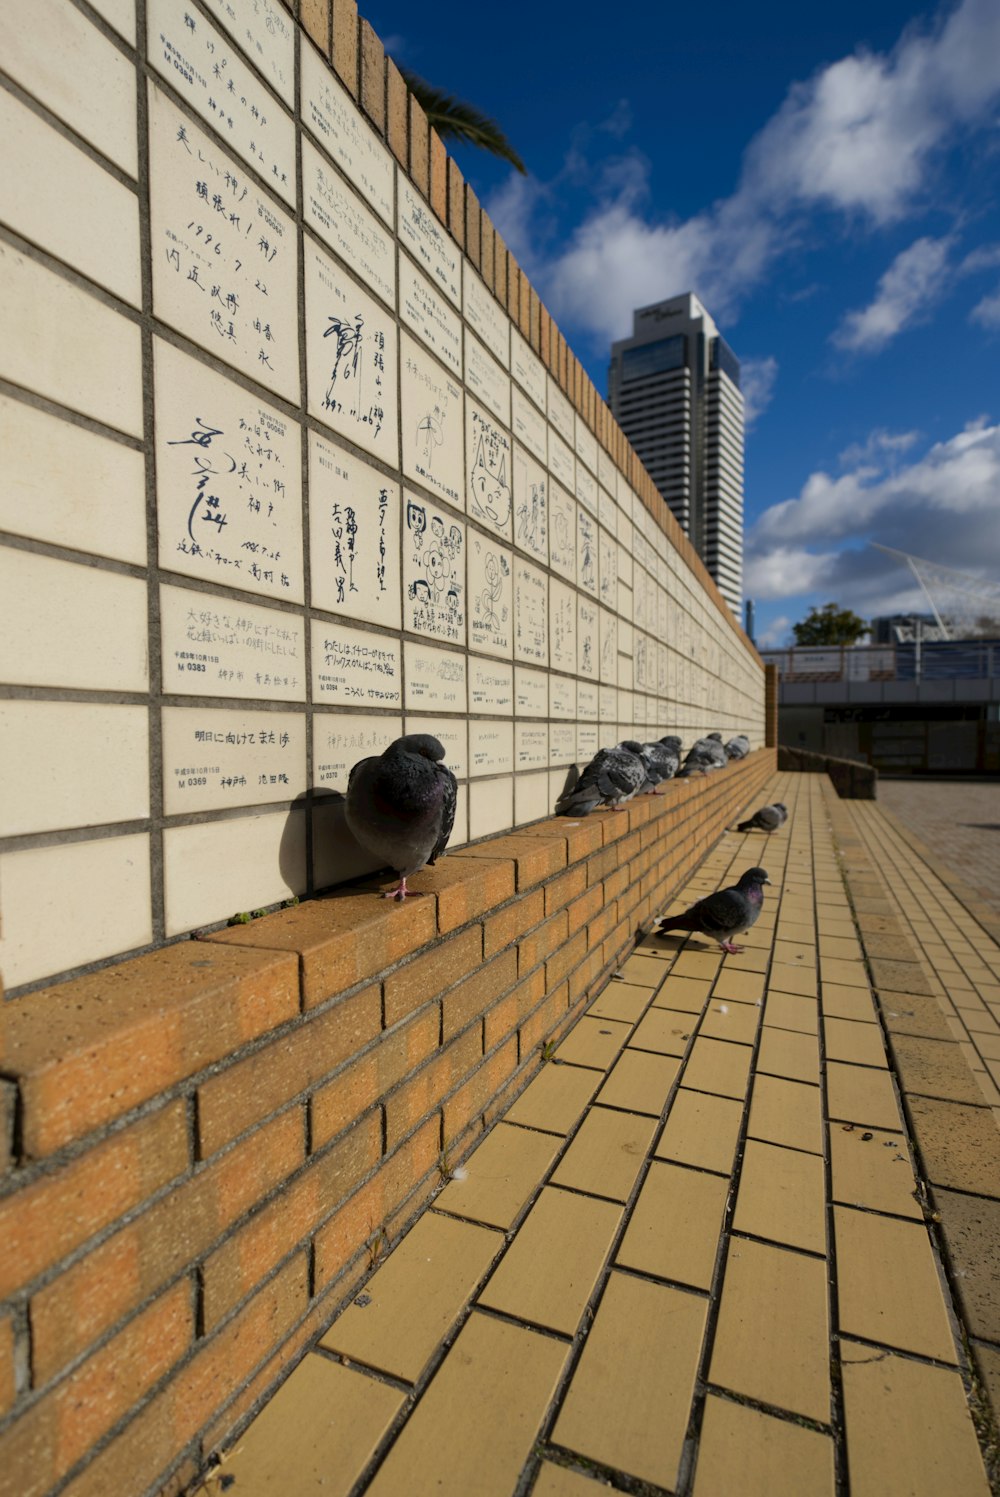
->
[[400, 254, 461, 374], [576, 681, 598, 722], [464, 332, 510, 425], [598, 486, 617, 537], [0, 89, 140, 307], [546, 376, 574, 445], [468, 777, 513, 839], [514, 665, 547, 718], [310, 433, 401, 627], [0, 702, 148, 837], [467, 534, 512, 658], [511, 387, 546, 464], [0, 834, 152, 989], [303, 138, 395, 308], [577, 596, 598, 680], [510, 329, 546, 411], [634, 633, 652, 693], [599, 529, 618, 610], [0, 243, 142, 436], [449, 782, 469, 846], [305, 240, 398, 466], [400, 333, 464, 511], [548, 428, 575, 491], [618, 608, 634, 655], [402, 494, 465, 646], [469, 720, 513, 777], [313, 710, 404, 795], [469, 657, 514, 715], [463, 263, 509, 366], [301, 42, 394, 225], [577, 721, 599, 758], [549, 722, 576, 765], [0, 549, 148, 690], [598, 445, 617, 494], [514, 770, 550, 825], [89, 0, 136, 43], [574, 416, 597, 475], [397, 176, 460, 305], [2, 0, 137, 175], [513, 559, 547, 667], [148, 0, 294, 205], [160, 584, 304, 700], [149, 86, 299, 403], [549, 674, 576, 720], [577, 508, 598, 596], [0, 396, 145, 563], [162, 706, 305, 814], [163, 810, 305, 934], [403, 716, 468, 779], [575, 462, 598, 516], [466, 404, 512, 540], [204, 0, 294, 106], [600, 611, 619, 686], [311, 619, 401, 709], [515, 723, 548, 772], [549, 579, 577, 675], [155, 339, 303, 601], [618, 540, 634, 590], [403, 641, 467, 713], [547, 482, 576, 585], [512, 445, 548, 566]]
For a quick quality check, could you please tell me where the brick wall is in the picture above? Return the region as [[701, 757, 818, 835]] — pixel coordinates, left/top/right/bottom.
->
[[0, 750, 774, 1497]]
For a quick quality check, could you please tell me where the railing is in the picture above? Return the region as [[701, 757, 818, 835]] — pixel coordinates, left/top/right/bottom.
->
[[762, 642, 1000, 683]]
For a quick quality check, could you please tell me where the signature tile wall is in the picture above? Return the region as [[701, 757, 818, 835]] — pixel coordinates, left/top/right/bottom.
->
[[0, 0, 764, 994]]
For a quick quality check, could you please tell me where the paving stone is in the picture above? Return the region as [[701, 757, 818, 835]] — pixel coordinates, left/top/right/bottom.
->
[[834, 1206, 957, 1362], [587, 982, 653, 1024], [477, 1187, 621, 1336], [889, 1032, 986, 1104], [763, 990, 818, 1034], [681, 1036, 752, 1100], [933, 1188, 1000, 1342], [367, 1312, 567, 1497], [699, 1000, 761, 1045], [908, 1095, 1000, 1195], [628, 1007, 692, 1057], [553, 1272, 706, 1491], [617, 1161, 728, 1290], [733, 1139, 826, 1254], [321, 1213, 502, 1381], [870, 957, 934, 996], [772, 940, 816, 968], [712, 969, 766, 1004], [824, 1016, 887, 1067], [616, 954, 670, 989], [820, 957, 869, 989], [671, 949, 725, 979], [748, 1074, 823, 1155], [757, 1025, 820, 1085], [775, 920, 817, 945], [878, 989, 953, 1040], [829, 1125, 923, 1220], [822, 983, 879, 1023], [841, 1342, 990, 1497], [531, 1464, 606, 1497], [220, 1354, 403, 1497], [555, 1016, 631, 1071], [826, 1061, 904, 1131], [435, 1123, 558, 1228], [651, 974, 712, 1013], [709, 1236, 830, 1422], [767, 962, 819, 997], [655, 1088, 744, 1175], [692, 1395, 835, 1497], [723, 944, 771, 972], [819, 935, 866, 962], [596, 1048, 680, 1116], [971, 1339, 1000, 1429], [862, 932, 920, 961], [550, 1107, 656, 1203], [504, 1065, 601, 1135]]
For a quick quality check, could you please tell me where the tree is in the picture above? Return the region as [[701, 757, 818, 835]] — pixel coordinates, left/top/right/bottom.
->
[[399, 68, 526, 175], [792, 603, 869, 647]]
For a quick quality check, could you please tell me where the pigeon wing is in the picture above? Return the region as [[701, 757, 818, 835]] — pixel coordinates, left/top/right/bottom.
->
[[428, 764, 458, 865], [596, 747, 645, 800], [691, 887, 747, 937]]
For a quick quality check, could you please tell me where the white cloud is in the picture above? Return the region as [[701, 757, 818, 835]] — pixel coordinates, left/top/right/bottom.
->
[[971, 288, 1000, 328], [756, 614, 792, 648], [838, 428, 921, 468], [740, 356, 779, 427], [832, 236, 954, 353]]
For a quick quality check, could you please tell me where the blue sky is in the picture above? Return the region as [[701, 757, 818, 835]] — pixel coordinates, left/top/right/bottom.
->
[[365, 0, 1000, 644]]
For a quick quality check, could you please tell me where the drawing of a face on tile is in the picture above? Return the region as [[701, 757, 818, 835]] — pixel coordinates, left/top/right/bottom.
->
[[577, 508, 598, 596], [402, 493, 465, 645], [305, 241, 398, 466], [513, 445, 547, 565], [549, 579, 576, 675], [468, 532, 512, 658], [400, 333, 463, 510], [466, 404, 512, 538], [577, 596, 598, 679], [309, 433, 400, 627], [154, 339, 303, 601], [514, 560, 547, 667]]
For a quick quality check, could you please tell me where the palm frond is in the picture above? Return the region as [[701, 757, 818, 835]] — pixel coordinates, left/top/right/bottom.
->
[[399, 67, 526, 175]]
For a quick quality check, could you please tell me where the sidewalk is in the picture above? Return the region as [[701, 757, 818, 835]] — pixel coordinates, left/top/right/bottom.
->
[[199, 775, 999, 1497]]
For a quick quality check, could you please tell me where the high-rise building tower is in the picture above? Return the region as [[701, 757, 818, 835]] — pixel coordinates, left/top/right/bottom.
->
[[608, 293, 744, 616]]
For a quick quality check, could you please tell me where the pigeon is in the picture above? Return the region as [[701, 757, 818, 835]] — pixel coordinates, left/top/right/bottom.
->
[[737, 802, 788, 833], [555, 741, 647, 816], [345, 734, 457, 900], [724, 734, 751, 760], [655, 867, 771, 953], [676, 733, 728, 777], [637, 735, 683, 793]]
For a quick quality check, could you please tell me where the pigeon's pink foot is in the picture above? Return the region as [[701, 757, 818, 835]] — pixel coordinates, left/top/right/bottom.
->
[[382, 877, 409, 901], [720, 940, 745, 954]]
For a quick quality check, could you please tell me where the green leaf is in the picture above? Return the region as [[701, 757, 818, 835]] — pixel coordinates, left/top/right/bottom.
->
[[400, 67, 527, 175]]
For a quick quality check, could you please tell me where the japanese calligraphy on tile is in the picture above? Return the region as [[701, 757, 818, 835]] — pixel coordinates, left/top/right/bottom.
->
[[403, 641, 467, 711], [303, 138, 395, 308], [203, 0, 294, 105], [159, 583, 305, 700], [469, 658, 513, 714], [310, 619, 401, 707], [309, 433, 400, 627], [513, 560, 547, 666], [162, 704, 304, 813], [301, 43, 393, 223], [313, 712, 403, 793]]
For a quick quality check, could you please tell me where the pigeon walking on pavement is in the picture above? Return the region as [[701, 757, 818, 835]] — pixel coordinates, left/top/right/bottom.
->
[[655, 867, 771, 953], [737, 802, 788, 833], [724, 734, 751, 760], [555, 741, 647, 815], [345, 733, 457, 900], [637, 735, 683, 793], [676, 733, 728, 777]]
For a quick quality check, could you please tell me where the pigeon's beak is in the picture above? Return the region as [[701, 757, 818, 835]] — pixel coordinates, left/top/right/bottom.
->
[[762, 875, 772, 885]]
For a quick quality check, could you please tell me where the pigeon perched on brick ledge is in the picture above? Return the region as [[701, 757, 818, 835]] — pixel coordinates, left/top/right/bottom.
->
[[345, 734, 457, 900], [676, 733, 728, 777], [555, 741, 647, 815], [724, 734, 751, 760], [637, 735, 683, 793], [655, 867, 771, 953]]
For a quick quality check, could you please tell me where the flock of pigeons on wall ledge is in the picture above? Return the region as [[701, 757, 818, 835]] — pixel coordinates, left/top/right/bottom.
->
[[344, 729, 785, 904]]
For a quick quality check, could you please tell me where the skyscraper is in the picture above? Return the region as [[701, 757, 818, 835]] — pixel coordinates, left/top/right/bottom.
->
[[608, 293, 744, 616]]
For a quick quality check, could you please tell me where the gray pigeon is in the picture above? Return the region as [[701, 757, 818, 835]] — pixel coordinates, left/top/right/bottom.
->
[[737, 802, 787, 833], [637, 735, 683, 793], [724, 734, 751, 760], [676, 733, 728, 777], [345, 734, 457, 900], [655, 866, 771, 953], [555, 741, 647, 816]]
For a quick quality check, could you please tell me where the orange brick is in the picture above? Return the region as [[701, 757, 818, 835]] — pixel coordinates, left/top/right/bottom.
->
[[384, 926, 482, 1025], [2, 945, 299, 1156], [544, 865, 588, 918], [386, 58, 408, 165], [584, 899, 618, 950], [29, 1110, 304, 1381], [0, 1102, 187, 1299], [384, 1027, 482, 1147], [417, 855, 516, 935], [442, 950, 518, 1040], [0, 1312, 14, 1417], [359, 19, 385, 129], [197, 985, 380, 1155], [311, 1006, 439, 1149], [331, 0, 358, 94], [568, 947, 606, 1006], [519, 981, 570, 1060], [444, 1036, 518, 1142], [430, 128, 447, 220], [484, 889, 545, 958], [519, 910, 570, 975], [454, 832, 567, 888], [465, 184, 481, 267], [299, 0, 329, 53], [546, 929, 588, 989], [409, 93, 429, 193], [480, 212, 495, 288], [1, 1079, 14, 1174], [484, 970, 546, 1052], [448, 159, 464, 246]]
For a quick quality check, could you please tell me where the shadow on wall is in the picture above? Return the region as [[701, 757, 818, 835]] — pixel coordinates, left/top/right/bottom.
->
[[778, 745, 878, 800], [277, 789, 385, 899]]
